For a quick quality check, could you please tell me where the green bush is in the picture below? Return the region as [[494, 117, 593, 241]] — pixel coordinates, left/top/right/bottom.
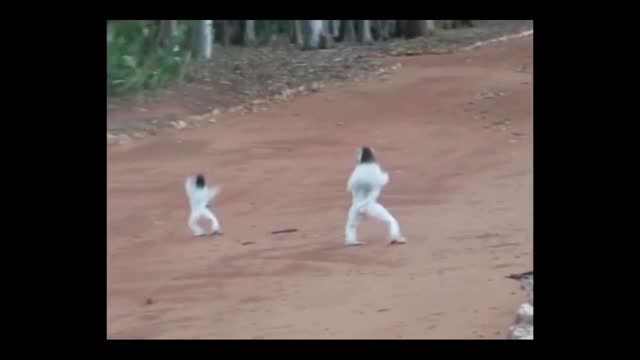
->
[[107, 20, 194, 96]]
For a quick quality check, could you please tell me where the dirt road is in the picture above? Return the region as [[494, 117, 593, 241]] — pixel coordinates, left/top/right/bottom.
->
[[107, 35, 533, 339]]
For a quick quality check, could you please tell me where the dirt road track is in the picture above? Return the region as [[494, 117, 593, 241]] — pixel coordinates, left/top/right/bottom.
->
[[107, 35, 533, 339]]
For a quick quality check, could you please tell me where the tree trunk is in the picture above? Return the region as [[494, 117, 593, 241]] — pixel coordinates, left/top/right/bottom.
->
[[203, 20, 213, 59], [244, 20, 255, 45], [293, 20, 306, 48], [442, 20, 454, 29], [331, 20, 340, 38], [371, 20, 388, 41], [270, 21, 279, 42], [320, 20, 333, 49], [157, 20, 177, 47], [289, 20, 296, 43], [426, 20, 435, 35], [302, 20, 323, 49], [384, 20, 396, 40], [401, 20, 424, 38], [193, 20, 213, 59], [395, 20, 407, 37], [360, 20, 373, 44], [222, 20, 233, 47], [343, 20, 356, 42]]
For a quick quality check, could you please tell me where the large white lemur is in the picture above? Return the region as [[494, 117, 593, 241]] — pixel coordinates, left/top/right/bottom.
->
[[184, 174, 223, 236], [345, 147, 406, 246]]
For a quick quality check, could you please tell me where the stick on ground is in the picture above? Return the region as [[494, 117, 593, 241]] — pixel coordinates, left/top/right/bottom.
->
[[271, 228, 298, 234]]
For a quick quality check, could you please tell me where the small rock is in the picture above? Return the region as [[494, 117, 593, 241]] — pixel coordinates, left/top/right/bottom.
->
[[509, 324, 533, 339], [212, 108, 221, 116], [171, 120, 187, 129], [117, 134, 131, 145], [133, 132, 146, 139], [107, 133, 118, 145], [337, 122, 344, 126], [208, 118, 217, 123], [516, 303, 533, 325], [145, 298, 153, 305]]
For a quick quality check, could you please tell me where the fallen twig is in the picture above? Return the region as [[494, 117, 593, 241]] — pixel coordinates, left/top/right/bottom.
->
[[271, 228, 298, 235], [506, 271, 533, 280]]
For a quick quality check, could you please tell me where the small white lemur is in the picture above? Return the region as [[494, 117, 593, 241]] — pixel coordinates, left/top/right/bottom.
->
[[184, 174, 223, 236], [345, 147, 406, 246]]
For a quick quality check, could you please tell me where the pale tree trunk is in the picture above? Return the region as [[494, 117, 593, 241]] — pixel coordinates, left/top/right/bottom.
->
[[244, 20, 255, 45], [361, 20, 373, 44], [310, 20, 323, 47], [426, 20, 435, 35], [202, 20, 213, 59], [332, 20, 340, 37], [303, 20, 323, 49], [327, 20, 335, 38], [193, 20, 213, 59], [343, 20, 356, 42]]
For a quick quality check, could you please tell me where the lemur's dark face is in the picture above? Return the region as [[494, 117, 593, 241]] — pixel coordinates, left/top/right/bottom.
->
[[195, 174, 206, 188], [358, 147, 376, 164]]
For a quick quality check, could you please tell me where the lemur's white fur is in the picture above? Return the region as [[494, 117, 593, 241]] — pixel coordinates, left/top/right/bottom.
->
[[345, 149, 405, 246], [184, 176, 221, 236]]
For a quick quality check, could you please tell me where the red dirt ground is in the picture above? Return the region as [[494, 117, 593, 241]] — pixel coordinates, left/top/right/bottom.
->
[[107, 35, 533, 339]]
